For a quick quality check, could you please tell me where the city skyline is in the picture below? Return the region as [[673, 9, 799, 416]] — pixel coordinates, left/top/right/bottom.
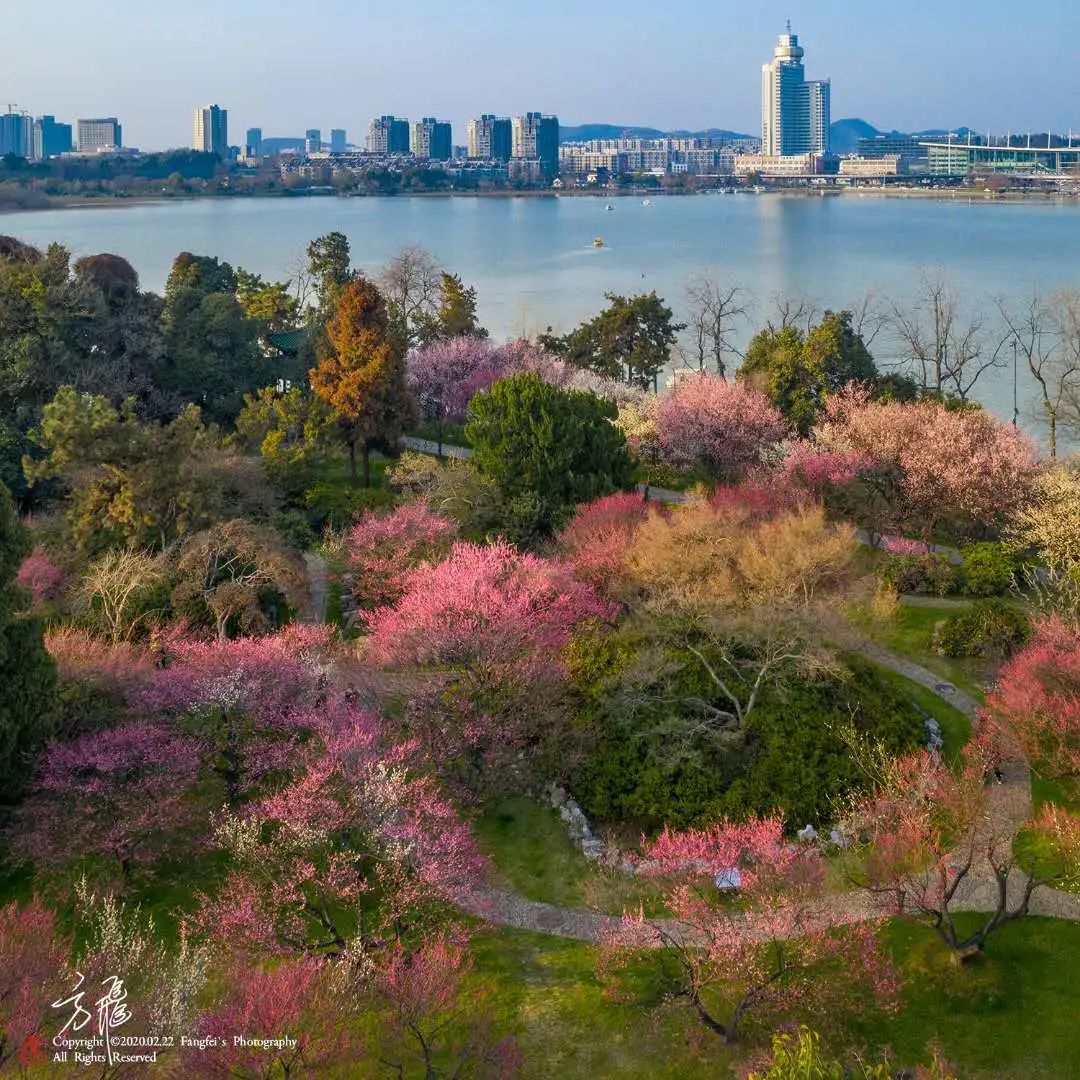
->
[[5, 2, 1080, 152]]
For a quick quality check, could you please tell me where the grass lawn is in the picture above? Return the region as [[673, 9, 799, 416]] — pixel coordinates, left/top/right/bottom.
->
[[473, 916, 1080, 1080], [855, 917, 1080, 1079], [876, 602, 990, 699], [474, 796, 667, 916], [472, 926, 727, 1079], [871, 666, 973, 760]]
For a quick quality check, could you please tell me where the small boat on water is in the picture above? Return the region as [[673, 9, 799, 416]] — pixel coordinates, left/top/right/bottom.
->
[[642, 198, 653, 206], [593, 237, 605, 247], [605, 203, 614, 211]]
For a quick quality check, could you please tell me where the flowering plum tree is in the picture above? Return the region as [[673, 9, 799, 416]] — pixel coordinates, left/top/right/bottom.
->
[[985, 617, 1080, 781], [345, 503, 457, 610], [15, 723, 203, 886], [816, 386, 1036, 540], [652, 374, 787, 482], [407, 336, 500, 447], [203, 710, 483, 956], [190, 956, 355, 1079], [0, 901, 69, 1072], [600, 815, 898, 1044], [555, 492, 652, 589], [365, 930, 521, 1079], [847, 733, 1080, 960], [14, 546, 64, 606], [363, 540, 615, 776], [135, 625, 335, 804]]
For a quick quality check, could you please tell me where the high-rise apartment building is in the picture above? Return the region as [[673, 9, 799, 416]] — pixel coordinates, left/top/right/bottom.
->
[[367, 115, 410, 154], [760, 25, 830, 156], [33, 115, 73, 159], [511, 112, 559, 174], [411, 117, 452, 160], [467, 115, 512, 161], [330, 128, 347, 153], [305, 128, 322, 154], [245, 127, 263, 157], [77, 117, 122, 151], [0, 112, 33, 158], [192, 105, 228, 155]]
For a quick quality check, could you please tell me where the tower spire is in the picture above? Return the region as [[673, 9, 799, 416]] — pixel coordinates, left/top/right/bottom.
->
[[786, 18, 792, 34]]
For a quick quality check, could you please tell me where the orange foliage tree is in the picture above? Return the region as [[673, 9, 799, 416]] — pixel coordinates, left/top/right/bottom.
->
[[309, 278, 415, 484]]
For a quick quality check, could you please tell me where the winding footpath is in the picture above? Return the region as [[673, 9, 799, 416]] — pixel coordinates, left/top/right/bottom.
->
[[460, 649, 1080, 941]]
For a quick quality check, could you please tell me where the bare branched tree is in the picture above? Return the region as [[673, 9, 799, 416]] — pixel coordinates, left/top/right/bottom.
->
[[682, 274, 753, 377], [79, 548, 166, 643], [998, 289, 1080, 457], [889, 272, 1006, 401], [767, 292, 819, 336], [377, 245, 443, 346], [849, 288, 890, 349]]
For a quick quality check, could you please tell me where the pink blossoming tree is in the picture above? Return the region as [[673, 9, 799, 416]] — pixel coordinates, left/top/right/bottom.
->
[[985, 617, 1080, 782], [848, 731, 1080, 961], [600, 815, 899, 1044], [15, 723, 204, 887], [815, 386, 1036, 540], [345, 503, 457, 610], [363, 540, 614, 781], [555, 492, 653, 590], [653, 374, 787, 482], [15, 546, 64, 606]]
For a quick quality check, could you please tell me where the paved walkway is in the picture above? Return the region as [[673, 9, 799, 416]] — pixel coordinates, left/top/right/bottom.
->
[[302, 552, 329, 624]]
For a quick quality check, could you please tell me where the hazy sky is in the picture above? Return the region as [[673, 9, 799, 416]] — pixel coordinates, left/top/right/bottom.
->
[[5, 1, 1079, 149]]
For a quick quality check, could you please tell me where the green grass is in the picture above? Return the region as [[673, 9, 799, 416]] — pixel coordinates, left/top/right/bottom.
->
[[474, 796, 666, 915], [472, 926, 725, 1079], [853, 917, 1080, 1079], [876, 602, 989, 699], [473, 916, 1080, 1080], [871, 666, 973, 761]]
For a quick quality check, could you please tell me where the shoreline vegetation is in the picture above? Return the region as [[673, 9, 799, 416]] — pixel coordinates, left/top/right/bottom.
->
[[3, 183, 1079, 215]]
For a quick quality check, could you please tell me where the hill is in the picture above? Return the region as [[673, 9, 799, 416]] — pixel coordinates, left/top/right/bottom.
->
[[559, 123, 754, 143]]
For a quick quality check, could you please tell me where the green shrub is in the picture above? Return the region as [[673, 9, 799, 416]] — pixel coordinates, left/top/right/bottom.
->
[[52, 676, 124, 741], [878, 551, 957, 596], [273, 509, 317, 551], [565, 632, 924, 831], [960, 541, 1017, 597], [302, 481, 397, 530], [931, 599, 1029, 660]]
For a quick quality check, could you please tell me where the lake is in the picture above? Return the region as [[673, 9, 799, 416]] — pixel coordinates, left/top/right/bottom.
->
[[4, 192, 1080, 443]]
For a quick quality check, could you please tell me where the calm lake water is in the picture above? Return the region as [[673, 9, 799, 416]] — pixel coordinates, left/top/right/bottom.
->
[[4, 193, 1080, 444]]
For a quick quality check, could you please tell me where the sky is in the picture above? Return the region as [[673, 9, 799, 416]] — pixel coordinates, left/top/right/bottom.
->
[[4, 0, 1079, 150]]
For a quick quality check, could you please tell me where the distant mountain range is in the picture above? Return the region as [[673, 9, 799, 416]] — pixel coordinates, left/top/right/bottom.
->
[[830, 118, 973, 154], [559, 124, 754, 143]]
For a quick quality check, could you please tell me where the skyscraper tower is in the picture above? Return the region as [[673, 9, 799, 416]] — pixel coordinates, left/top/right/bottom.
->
[[193, 105, 228, 156], [761, 24, 830, 156]]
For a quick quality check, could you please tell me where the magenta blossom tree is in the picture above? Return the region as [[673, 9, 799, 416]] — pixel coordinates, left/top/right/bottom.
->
[[15, 723, 204, 886], [407, 336, 501, 445], [190, 956, 355, 1078], [654, 373, 787, 482], [134, 625, 336, 804], [202, 707, 484, 956], [555, 491, 653, 590], [345, 503, 457, 610], [363, 539, 615, 783]]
